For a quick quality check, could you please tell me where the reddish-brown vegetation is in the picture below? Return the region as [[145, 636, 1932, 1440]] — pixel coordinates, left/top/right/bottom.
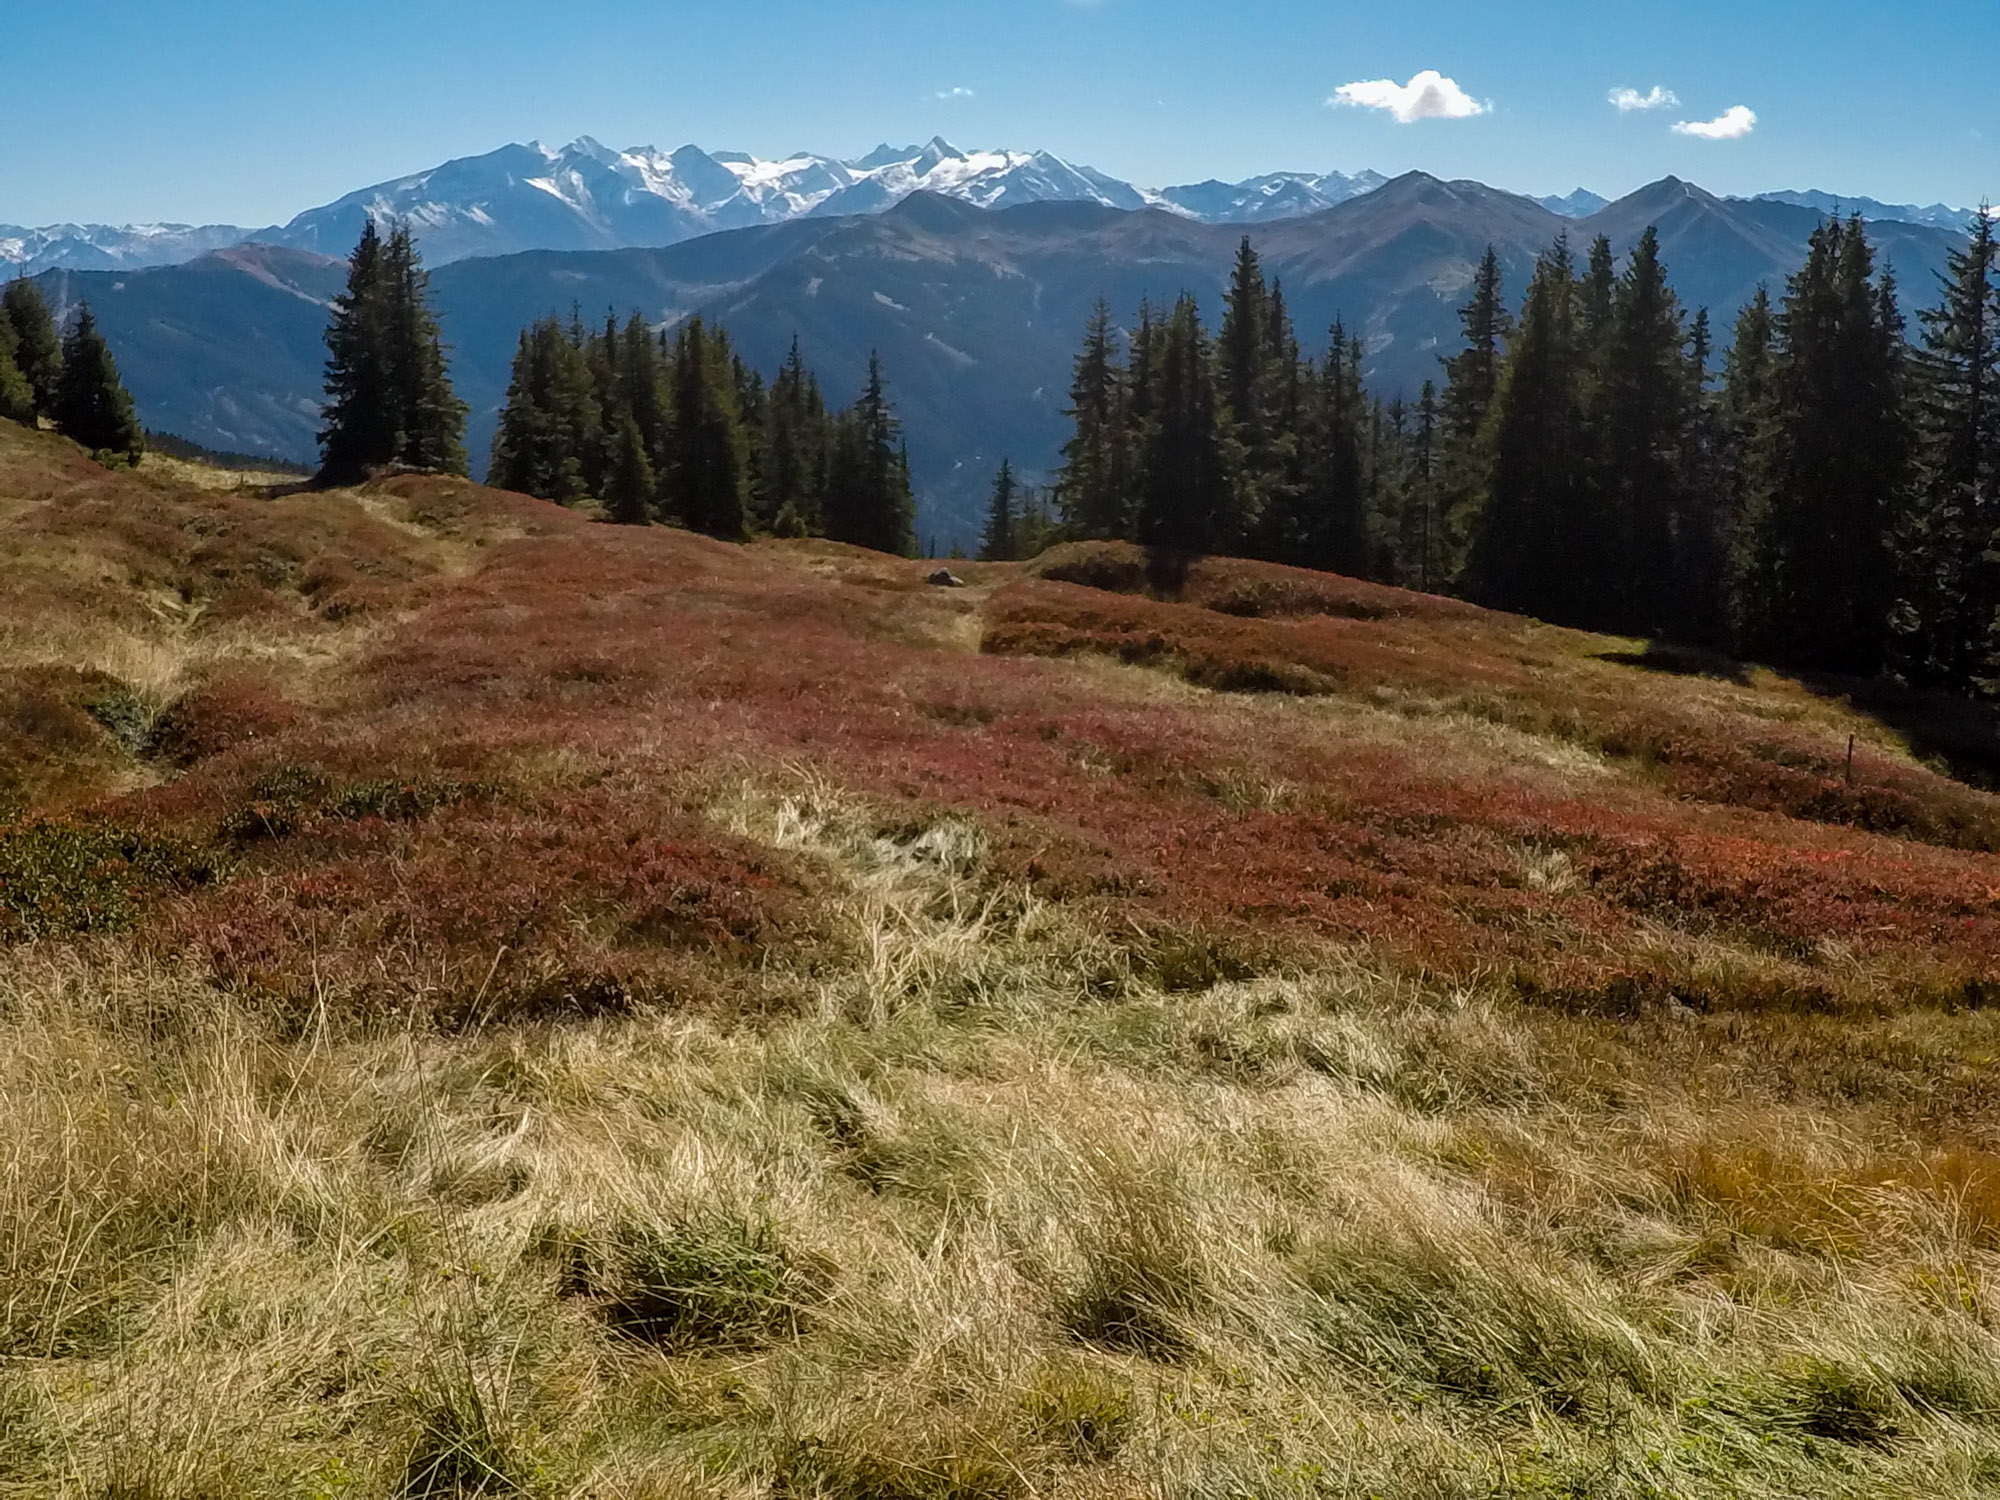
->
[[9, 435, 2000, 1020]]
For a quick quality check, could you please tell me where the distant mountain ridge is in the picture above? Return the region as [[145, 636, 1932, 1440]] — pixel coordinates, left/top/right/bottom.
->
[[32, 171, 1968, 549], [4, 136, 1985, 274]]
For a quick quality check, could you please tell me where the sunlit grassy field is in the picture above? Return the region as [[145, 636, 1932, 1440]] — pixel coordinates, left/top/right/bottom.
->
[[7, 421, 2000, 1497]]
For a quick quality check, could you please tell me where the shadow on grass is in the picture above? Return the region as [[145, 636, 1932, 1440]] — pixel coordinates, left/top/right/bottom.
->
[[1605, 640, 2000, 794], [1597, 641, 1752, 686], [1804, 673, 2000, 793]]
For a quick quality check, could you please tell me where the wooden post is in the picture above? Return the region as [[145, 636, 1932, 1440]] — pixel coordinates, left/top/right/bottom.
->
[[1846, 735, 1855, 786]]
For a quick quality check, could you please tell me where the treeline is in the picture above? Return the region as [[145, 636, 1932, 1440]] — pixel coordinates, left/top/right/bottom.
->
[[489, 314, 916, 554], [0, 278, 143, 463], [1043, 215, 2000, 694]]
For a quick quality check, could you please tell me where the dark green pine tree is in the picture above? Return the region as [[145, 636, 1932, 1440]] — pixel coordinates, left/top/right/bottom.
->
[[1580, 235, 1619, 352], [1136, 297, 1236, 554], [758, 337, 828, 536], [1595, 226, 1690, 635], [604, 414, 655, 526], [318, 220, 395, 483], [1677, 307, 1733, 646], [488, 317, 604, 505], [1218, 237, 1277, 530], [381, 225, 467, 476], [1402, 380, 1442, 591], [318, 221, 466, 483], [1721, 287, 1782, 646], [1436, 245, 1513, 582], [1467, 237, 1592, 621], [666, 316, 750, 540], [0, 309, 33, 425], [1267, 321, 1368, 573], [979, 458, 1019, 561], [1742, 216, 1912, 676], [1902, 208, 2000, 690], [1121, 297, 1163, 512], [825, 353, 916, 556], [51, 303, 143, 463], [615, 313, 671, 476], [3, 278, 64, 417], [1055, 300, 1128, 539], [1441, 246, 1512, 446]]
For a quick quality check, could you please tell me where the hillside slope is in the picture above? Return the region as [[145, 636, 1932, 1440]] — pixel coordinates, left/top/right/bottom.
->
[[8, 426, 2000, 1495]]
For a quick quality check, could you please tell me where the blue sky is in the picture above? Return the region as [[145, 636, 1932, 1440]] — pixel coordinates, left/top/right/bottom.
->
[[5, 0, 1995, 226]]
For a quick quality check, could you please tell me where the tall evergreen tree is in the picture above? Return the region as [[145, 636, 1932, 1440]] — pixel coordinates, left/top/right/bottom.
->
[[1742, 216, 1911, 675], [1218, 238, 1278, 530], [382, 226, 468, 476], [604, 414, 655, 526], [666, 316, 750, 540], [2, 278, 63, 417], [1264, 322, 1368, 573], [758, 337, 828, 535], [1441, 246, 1512, 444], [318, 220, 466, 484], [51, 304, 143, 463], [1056, 300, 1127, 538], [488, 317, 603, 506], [1902, 209, 2000, 689], [979, 458, 1019, 561], [1136, 297, 1235, 554], [825, 353, 916, 556], [0, 312, 33, 425], [1467, 238, 1592, 621], [1595, 226, 1690, 634]]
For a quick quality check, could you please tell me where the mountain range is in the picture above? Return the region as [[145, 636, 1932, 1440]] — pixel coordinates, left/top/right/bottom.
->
[[3, 136, 1977, 275], [28, 170, 1969, 547]]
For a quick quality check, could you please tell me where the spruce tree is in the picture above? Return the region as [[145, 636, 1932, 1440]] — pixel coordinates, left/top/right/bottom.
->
[[1596, 226, 1689, 634], [1407, 381, 1441, 591], [1055, 300, 1127, 538], [1721, 287, 1782, 645], [1903, 209, 2000, 689], [1218, 237, 1276, 528], [3, 278, 63, 417], [1264, 322, 1367, 573], [825, 353, 916, 556], [979, 458, 1019, 561], [758, 337, 827, 535], [51, 304, 143, 463], [667, 316, 749, 540], [0, 315, 33, 425], [489, 318, 602, 505], [381, 226, 467, 476], [605, 414, 655, 526], [1136, 297, 1235, 554], [1742, 216, 1911, 675], [318, 220, 466, 484], [1441, 246, 1512, 443], [1467, 238, 1591, 621]]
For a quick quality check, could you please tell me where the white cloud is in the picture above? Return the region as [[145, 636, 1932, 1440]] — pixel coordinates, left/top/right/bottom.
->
[[1674, 105, 1758, 140], [1610, 85, 1679, 112], [935, 86, 975, 101], [1330, 70, 1487, 124]]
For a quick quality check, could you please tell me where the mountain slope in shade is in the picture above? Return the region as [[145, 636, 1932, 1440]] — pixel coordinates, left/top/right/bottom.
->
[[34, 176, 1966, 546]]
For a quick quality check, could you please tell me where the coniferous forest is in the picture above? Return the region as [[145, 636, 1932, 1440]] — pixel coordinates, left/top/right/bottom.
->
[[488, 314, 917, 555], [1036, 217, 2000, 699]]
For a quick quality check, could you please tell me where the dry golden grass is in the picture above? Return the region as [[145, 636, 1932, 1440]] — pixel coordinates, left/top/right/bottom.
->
[[10, 429, 2000, 1495]]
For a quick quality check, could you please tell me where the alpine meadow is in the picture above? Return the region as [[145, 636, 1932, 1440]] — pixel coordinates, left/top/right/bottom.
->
[[7, 4, 2000, 1496]]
